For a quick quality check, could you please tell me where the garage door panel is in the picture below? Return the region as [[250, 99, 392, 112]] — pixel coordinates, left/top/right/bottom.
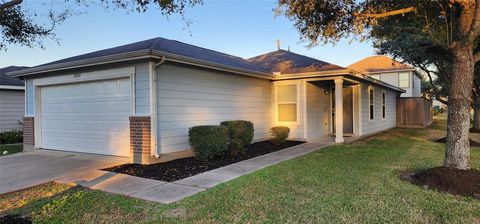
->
[[41, 78, 131, 157]]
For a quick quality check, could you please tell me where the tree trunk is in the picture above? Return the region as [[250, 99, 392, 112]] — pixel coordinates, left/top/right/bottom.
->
[[473, 96, 480, 130], [444, 45, 475, 170]]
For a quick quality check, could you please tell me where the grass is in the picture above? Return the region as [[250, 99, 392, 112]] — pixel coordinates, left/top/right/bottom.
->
[[1, 115, 480, 223], [0, 143, 22, 156]]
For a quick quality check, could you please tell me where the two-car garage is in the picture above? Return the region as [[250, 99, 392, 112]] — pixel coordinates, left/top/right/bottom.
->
[[38, 78, 132, 157]]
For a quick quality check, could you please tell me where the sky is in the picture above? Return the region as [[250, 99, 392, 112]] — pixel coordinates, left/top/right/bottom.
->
[[1, 0, 377, 68]]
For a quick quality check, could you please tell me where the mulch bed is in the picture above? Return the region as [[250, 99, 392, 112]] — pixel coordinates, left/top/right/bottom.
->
[[0, 215, 32, 224], [104, 140, 304, 182], [402, 167, 480, 199], [434, 137, 480, 147]]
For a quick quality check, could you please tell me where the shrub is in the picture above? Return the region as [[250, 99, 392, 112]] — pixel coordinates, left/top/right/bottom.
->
[[220, 120, 254, 155], [270, 126, 290, 145], [188, 125, 228, 160], [0, 130, 23, 144]]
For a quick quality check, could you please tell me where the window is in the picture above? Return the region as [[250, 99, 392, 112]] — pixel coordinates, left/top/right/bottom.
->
[[369, 86, 374, 120], [370, 74, 380, 80], [277, 84, 297, 122], [382, 91, 386, 119], [399, 72, 409, 88]]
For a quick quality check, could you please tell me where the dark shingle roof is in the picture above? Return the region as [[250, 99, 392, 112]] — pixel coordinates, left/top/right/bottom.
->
[[39, 37, 269, 74], [247, 50, 346, 74], [0, 66, 27, 86]]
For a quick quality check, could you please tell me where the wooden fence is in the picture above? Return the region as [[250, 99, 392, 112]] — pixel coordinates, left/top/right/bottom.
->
[[396, 97, 433, 128]]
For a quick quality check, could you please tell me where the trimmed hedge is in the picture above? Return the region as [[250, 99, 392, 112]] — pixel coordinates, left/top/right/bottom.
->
[[0, 130, 23, 144], [220, 120, 254, 155], [270, 126, 290, 145], [188, 125, 229, 160]]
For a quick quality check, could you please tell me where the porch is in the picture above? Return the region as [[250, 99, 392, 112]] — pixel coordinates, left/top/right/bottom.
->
[[273, 76, 362, 143]]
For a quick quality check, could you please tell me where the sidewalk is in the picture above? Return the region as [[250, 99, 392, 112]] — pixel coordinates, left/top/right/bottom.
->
[[57, 141, 333, 204]]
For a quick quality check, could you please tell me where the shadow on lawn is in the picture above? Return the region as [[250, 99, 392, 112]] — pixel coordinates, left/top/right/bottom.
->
[[0, 183, 81, 223]]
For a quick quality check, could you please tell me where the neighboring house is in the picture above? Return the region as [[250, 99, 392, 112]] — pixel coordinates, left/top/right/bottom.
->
[[347, 56, 422, 97], [9, 37, 404, 164], [0, 66, 28, 132]]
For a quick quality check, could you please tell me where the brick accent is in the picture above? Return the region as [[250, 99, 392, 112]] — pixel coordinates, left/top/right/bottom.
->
[[129, 116, 151, 163], [23, 117, 34, 145]]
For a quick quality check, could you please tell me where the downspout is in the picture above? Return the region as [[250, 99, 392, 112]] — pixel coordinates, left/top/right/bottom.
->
[[151, 56, 166, 158]]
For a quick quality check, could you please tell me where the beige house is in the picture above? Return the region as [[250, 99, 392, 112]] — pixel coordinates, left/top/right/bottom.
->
[[10, 37, 404, 164], [348, 56, 422, 97]]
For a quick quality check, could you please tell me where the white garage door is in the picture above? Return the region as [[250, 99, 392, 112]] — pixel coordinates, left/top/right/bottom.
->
[[41, 78, 131, 156]]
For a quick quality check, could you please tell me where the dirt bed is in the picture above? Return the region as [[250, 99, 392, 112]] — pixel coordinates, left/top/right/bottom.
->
[[0, 215, 32, 224], [407, 167, 480, 199], [104, 140, 304, 182]]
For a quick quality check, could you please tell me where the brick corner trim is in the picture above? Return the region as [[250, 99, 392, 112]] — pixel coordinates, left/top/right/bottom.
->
[[23, 117, 35, 145], [129, 116, 151, 157]]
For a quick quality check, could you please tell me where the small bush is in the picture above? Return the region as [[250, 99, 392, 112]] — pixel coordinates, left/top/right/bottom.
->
[[270, 126, 290, 145], [220, 120, 254, 155], [188, 125, 228, 160], [0, 130, 23, 144]]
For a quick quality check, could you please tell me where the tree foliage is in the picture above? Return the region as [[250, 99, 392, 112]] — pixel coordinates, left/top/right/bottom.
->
[[277, 0, 480, 170], [0, 0, 202, 50]]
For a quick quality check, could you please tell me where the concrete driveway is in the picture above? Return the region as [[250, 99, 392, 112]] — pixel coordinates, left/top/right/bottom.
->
[[0, 150, 129, 194]]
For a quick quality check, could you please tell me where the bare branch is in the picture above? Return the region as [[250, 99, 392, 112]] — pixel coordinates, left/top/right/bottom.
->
[[0, 0, 22, 11], [360, 7, 416, 19]]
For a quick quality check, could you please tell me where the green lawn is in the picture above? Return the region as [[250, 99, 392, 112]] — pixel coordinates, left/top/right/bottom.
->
[[0, 144, 22, 156], [1, 116, 480, 223]]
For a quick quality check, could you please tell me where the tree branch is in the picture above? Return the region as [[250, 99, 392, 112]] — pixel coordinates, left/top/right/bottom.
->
[[419, 65, 448, 105], [475, 51, 480, 63], [0, 0, 22, 11], [360, 7, 416, 18]]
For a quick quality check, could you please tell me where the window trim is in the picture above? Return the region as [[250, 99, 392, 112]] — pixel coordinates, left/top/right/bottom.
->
[[382, 90, 386, 120], [369, 86, 374, 121], [276, 83, 300, 124], [398, 72, 410, 88]]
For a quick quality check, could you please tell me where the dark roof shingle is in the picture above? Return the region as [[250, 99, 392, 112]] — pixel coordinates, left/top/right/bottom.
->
[[247, 50, 346, 74], [0, 66, 27, 86], [39, 37, 269, 74]]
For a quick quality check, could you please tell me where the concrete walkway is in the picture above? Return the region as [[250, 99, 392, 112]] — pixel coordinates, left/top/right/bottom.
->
[[58, 140, 334, 204], [0, 150, 128, 194]]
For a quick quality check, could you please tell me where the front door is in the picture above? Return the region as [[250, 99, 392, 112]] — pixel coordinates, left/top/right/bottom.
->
[[332, 86, 354, 134]]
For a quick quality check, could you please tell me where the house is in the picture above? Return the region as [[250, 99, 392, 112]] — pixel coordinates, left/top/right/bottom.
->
[[0, 66, 28, 133], [9, 37, 404, 164], [347, 56, 422, 97]]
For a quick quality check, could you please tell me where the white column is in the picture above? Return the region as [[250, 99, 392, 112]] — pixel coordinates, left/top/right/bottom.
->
[[334, 78, 344, 143]]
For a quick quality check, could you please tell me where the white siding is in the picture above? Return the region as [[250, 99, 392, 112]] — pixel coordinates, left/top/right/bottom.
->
[[156, 63, 272, 154], [134, 63, 150, 114], [412, 74, 422, 97], [378, 73, 399, 87], [306, 82, 330, 140], [374, 71, 421, 97], [361, 84, 397, 135], [25, 79, 33, 116], [0, 89, 24, 132]]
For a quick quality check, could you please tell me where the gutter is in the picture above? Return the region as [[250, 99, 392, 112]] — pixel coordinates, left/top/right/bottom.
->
[[0, 85, 25, 90], [8, 49, 273, 80], [151, 56, 166, 158], [8, 50, 403, 92]]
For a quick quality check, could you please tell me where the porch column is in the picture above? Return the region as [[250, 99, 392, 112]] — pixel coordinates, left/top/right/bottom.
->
[[334, 78, 344, 143]]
